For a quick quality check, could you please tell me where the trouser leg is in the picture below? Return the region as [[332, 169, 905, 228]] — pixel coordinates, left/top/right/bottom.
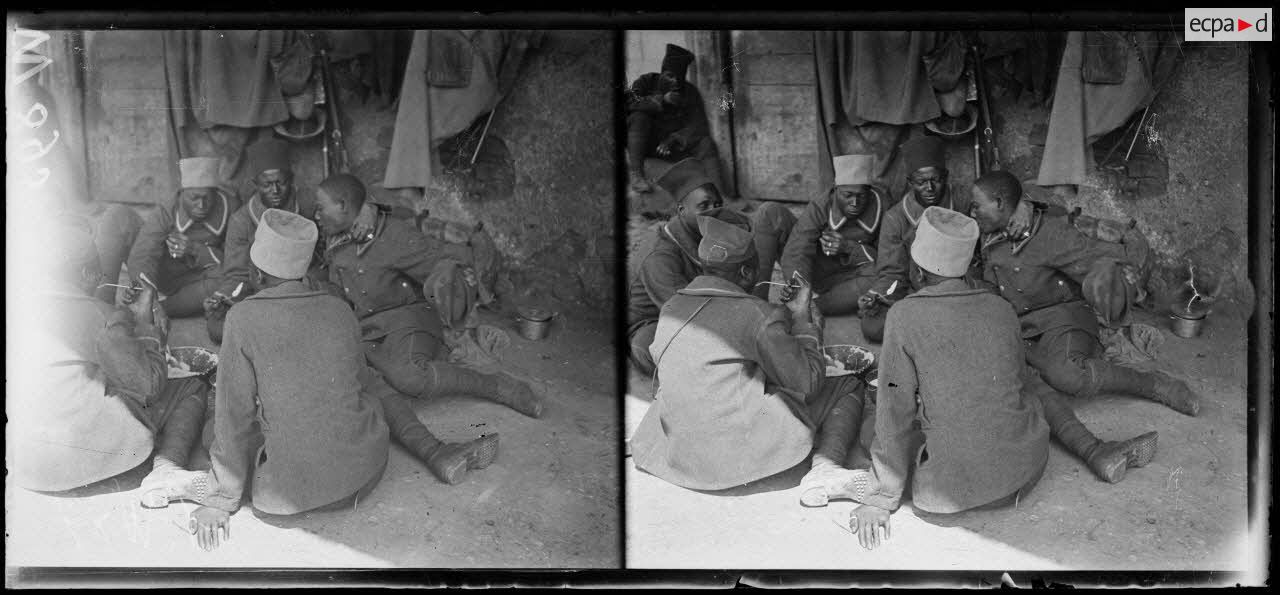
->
[[368, 324, 543, 418], [148, 377, 209, 468], [627, 320, 659, 377], [162, 273, 221, 318], [747, 203, 797, 300], [206, 307, 227, 344], [90, 204, 143, 304], [1029, 369, 1157, 483], [1023, 324, 1101, 398], [814, 274, 876, 317], [800, 375, 869, 507], [627, 112, 656, 169]]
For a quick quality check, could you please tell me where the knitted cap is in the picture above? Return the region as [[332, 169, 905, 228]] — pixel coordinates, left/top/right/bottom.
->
[[833, 154, 875, 186], [900, 135, 946, 175], [250, 208, 317, 280], [246, 137, 292, 176], [696, 209, 756, 266], [656, 158, 714, 202], [179, 157, 222, 189], [661, 44, 695, 80], [910, 206, 978, 277]]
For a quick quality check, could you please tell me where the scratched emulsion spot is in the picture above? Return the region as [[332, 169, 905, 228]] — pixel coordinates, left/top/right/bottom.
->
[[888, 383, 899, 388]]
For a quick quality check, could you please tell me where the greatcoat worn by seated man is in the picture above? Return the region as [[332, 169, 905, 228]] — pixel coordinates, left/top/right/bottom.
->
[[626, 158, 796, 376], [630, 212, 864, 493], [9, 215, 208, 507]]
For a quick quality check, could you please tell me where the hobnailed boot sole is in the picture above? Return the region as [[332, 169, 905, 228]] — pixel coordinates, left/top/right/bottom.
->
[[1088, 432, 1158, 484], [799, 468, 871, 508], [138, 469, 204, 509], [428, 433, 501, 485]]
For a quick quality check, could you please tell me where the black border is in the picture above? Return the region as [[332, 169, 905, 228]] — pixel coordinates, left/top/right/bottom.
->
[[5, 8, 1273, 589]]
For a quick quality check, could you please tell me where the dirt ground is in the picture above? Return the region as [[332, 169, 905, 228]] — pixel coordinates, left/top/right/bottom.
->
[[6, 303, 620, 569], [625, 289, 1253, 573]]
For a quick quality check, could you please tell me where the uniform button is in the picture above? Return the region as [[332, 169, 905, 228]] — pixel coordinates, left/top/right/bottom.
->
[[357, 269, 364, 274], [1014, 267, 1021, 272], [345, 287, 350, 293], [1016, 288, 1024, 293], [361, 290, 367, 295], [999, 285, 1005, 292], [1057, 280, 1065, 286]]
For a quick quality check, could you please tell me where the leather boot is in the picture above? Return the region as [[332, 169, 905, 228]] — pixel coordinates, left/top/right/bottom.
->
[[382, 392, 443, 460], [489, 373, 546, 419], [1088, 359, 1201, 416], [800, 392, 865, 507], [1084, 432, 1159, 484], [426, 434, 501, 485], [423, 363, 545, 419]]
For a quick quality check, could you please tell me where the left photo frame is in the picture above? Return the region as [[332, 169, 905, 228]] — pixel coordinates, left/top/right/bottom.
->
[[5, 21, 622, 571]]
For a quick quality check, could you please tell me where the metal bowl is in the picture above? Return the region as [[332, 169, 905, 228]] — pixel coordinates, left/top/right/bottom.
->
[[167, 346, 219, 379], [822, 344, 876, 377]]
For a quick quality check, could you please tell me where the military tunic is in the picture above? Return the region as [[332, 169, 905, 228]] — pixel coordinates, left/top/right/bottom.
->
[[978, 210, 1135, 397], [10, 282, 201, 491], [323, 212, 473, 396]]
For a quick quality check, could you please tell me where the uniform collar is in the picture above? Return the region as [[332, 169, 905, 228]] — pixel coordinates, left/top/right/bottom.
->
[[899, 188, 954, 228], [907, 277, 988, 299], [249, 192, 299, 223], [661, 216, 703, 270], [981, 205, 1044, 254], [325, 209, 387, 258], [174, 189, 231, 235], [243, 279, 327, 301], [827, 186, 885, 236], [676, 274, 753, 298]]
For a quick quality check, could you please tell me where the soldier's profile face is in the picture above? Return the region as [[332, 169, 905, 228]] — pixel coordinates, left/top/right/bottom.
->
[[969, 186, 1005, 234]]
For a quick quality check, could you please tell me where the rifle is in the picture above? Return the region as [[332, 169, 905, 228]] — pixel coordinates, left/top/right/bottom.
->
[[318, 48, 349, 176], [971, 43, 1001, 174]]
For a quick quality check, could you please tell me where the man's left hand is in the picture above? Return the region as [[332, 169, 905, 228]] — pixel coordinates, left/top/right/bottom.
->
[[190, 506, 231, 552], [461, 266, 478, 288], [1006, 199, 1035, 239], [849, 504, 892, 550]]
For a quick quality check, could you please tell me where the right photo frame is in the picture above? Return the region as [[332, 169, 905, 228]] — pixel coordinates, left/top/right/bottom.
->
[[622, 28, 1257, 572]]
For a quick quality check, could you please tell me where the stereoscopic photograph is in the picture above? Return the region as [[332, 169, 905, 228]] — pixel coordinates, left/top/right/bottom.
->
[[6, 21, 620, 570], [623, 28, 1259, 572]]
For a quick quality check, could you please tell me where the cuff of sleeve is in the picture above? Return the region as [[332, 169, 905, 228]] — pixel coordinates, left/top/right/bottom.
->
[[860, 489, 901, 513], [201, 493, 241, 514]]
